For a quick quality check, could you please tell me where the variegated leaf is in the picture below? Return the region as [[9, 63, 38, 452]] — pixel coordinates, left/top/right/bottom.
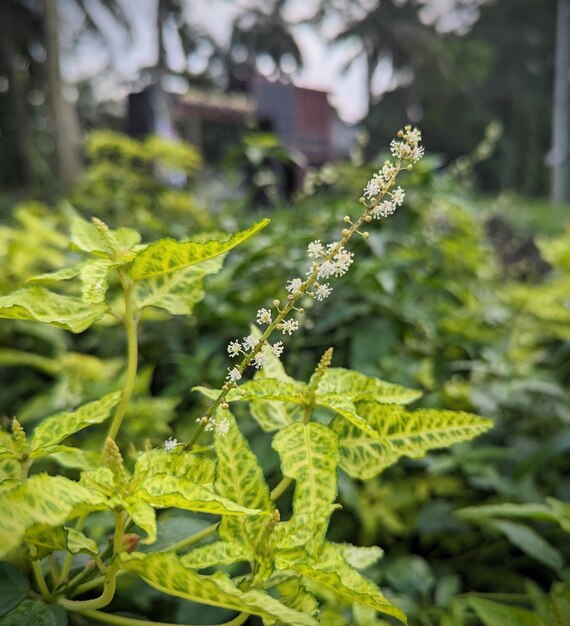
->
[[272, 423, 339, 550], [275, 542, 406, 624], [0, 287, 109, 333], [318, 368, 421, 405], [118, 552, 317, 625], [331, 402, 492, 479], [0, 475, 108, 558], [25, 524, 98, 557], [180, 541, 252, 569], [214, 409, 273, 545], [134, 450, 215, 486], [130, 219, 270, 280], [31, 392, 121, 453], [137, 473, 266, 518], [70, 213, 140, 258]]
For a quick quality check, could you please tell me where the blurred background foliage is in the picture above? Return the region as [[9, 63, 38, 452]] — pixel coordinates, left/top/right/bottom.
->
[[0, 0, 569, 623]]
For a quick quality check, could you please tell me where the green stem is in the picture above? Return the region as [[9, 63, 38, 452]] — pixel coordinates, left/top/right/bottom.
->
[[31, 559, 50, 599], [59, 563, 118, 611], [78, 609, 250, 626], [270, 476, 292, 501], [107, 270, 139, 442], [159, 522, 218, 554]]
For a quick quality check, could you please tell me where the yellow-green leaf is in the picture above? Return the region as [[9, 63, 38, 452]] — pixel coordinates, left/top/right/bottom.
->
[[130, 219, 270, 280], [25, 524, 98, 557], [31, 392, 121, 453], [249, 346, 303, 432], [318, 368, 421, 405], [272, 423, 339, 550], [340, 544, 384, 570], [133, 266, 206, 314], [118, 552, 317, 625], [0, 475, 107, 558], [134, 450, 215, 486], [180, 541, 252, 569], [70, 213, 140, 258], [136, 473, 265, 517], [275, 542, 406, 624], [214, 409, 273, 545], [0, 287, 108, 333], [121, 497, 157, 545], [331, 402, 492, 479], [316, 393, 378, 436]]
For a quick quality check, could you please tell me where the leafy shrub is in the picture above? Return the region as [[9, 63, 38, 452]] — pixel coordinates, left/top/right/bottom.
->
[[0, 128, 495, 625]]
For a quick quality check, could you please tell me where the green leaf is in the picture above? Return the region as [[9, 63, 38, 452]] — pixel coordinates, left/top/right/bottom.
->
[[0, 562, 30, 618], [0, 287, 108, 333], [181, 541, 252, 569], [318, 368, 422, 405], [0, 475, 107, 558], [456, 503, 560, 524], [331, 402, 492, 479], [272, 423, 339, 550], [130, 219, 270, 280], [119, 552, 317, 625], [30, 392, 121, 453], [491, 520, 564, 572], [275, 542, 406, 624], [468, 597, 546, 626], [25, 524, 98, 557], [136, 473, 266, 517], [0, 599, 67, 626], [214, 409, 273, 545], [139, 516, 212, 553], [134, 450, 215, 486]]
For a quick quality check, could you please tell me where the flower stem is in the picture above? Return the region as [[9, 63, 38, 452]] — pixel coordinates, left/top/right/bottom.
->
[[106, 269, 139, 442], [270, 476, 292, 501]]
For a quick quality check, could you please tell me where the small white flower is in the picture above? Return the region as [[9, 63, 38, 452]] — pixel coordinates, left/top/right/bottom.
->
[[317, 260, 337, 279], [286, 278, 303, 293], [163, 437, 179, 452], [204, 420, 214, 432], [391, 186, 405, 206], [227, 367, 242, 382], [371, 200, 397, 219], [281, 319, 300, 335], [253, 352, 267, 369], [243, 335, 259, 351], [227, 340, 242, 357], [406, 127, 422, 144], [216, 417, 230, 436], [332, 247, 354, 276], [314, 283, 332, 301], [364, 176, 382, 199], [410, 145, 425, 162], [390, 139, 412, 160], [381, 163, 397, 180], [307, 240, 325, 258], [256, 308, 272, 325], [271, 341, 284, 357]]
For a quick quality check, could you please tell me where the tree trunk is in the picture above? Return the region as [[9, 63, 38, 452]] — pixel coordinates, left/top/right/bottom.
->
[[43, 0, 82, 190], [0, 2, 36, 187], [550, 0, 570, 203]]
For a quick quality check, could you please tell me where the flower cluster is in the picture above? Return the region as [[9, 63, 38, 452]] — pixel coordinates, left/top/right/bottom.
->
[[190, 125, 423, 439]]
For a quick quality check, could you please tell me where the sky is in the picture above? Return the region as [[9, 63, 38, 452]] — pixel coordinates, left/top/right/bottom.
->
[[60, 0, 486, 124]]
